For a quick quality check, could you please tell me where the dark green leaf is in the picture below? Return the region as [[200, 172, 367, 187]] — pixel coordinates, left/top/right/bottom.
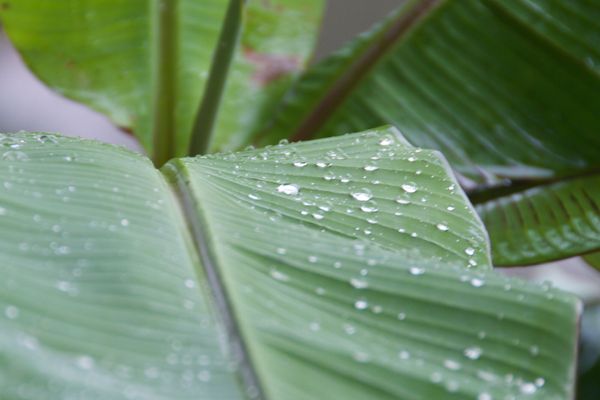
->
[[475, 174, 600, 266]]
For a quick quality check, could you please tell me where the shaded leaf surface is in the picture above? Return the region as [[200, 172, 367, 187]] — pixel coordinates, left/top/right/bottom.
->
[[0, 133, 243, 399], [167, 127, 580, 399]]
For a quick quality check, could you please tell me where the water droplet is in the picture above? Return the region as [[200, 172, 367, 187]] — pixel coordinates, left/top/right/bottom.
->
[[5, 305, 19, 319], [395, 196, 410, 205], [270, 269, 289, 282], [464, 346, 482, 360], [397, 312, 406, 320], [0, 207, 6, 216], [478, 393, 492, 400], [360, 201, 378, 213], [354, 299, 368, 310], [312, 213, 324, 220], [248, 194, 261, 200], [120, 218, 129, 227], [470, 278, 485, 287], [2, 150, 28, 161], [308, 255, 318, 263], [444, 359, 461, 370], [401, 183, 417, 193], [447, 206, 455, 211], [379, 137, 393, 146], [276, 247, 287, 255], [309, 322, 320, 332], [520, 382, 537, 395], [465, 247, 475, 256], [529, 345, 539, 356], [76, 355, 95, 370], [398, 350, 410, 360], [350, 278, 368, 289], [293, 160, 307, 168], [534, 377, 545, 387], [350, 189, 372, 202], [352, 351, 370, 363], [363, 165, 378, 172], [436, 223, 449, 231], [277, 184, 299, 196], [343, 323, 356, 335], [184, 279, 196, 289], [409, 267, 425, 276], [315, 161, 330, 168]]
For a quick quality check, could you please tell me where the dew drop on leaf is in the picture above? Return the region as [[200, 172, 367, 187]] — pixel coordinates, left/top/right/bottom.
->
[[401, 183, 417, 193], [276, 184, 299, 196], [350, 189, 372, 202], [464, 346, 482, 360]]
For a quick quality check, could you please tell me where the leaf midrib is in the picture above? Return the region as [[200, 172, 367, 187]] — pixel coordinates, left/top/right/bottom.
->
[[163, 160, 266, 400]]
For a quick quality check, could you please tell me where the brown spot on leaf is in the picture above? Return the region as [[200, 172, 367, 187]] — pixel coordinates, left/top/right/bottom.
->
[[243, 48, 301, 86], [119, 126, 135, 136], [0, 2, 11, 10]]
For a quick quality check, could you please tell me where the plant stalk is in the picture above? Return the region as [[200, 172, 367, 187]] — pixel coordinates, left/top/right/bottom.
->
[[188, 0, 245, 156], [151, 0, 178, 166]]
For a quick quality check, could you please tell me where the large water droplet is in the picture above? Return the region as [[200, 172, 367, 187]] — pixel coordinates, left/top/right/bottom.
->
[[436, 223, 449, 232], [277, 184, 299, 196], [465, 247, 475, 256], [409, 267, 425, 276], [464, 346, 482, 360], [401, 183, 417, 193], [350, 189, 372, 202], [354, 299, 368, 310], [350, 278, 368, 289], [379, 137, 393, 146], [293, 159, 307, 168], [470, 278, 485, 288], [360, 201, 378, 213], [363, 165, 378, 172]]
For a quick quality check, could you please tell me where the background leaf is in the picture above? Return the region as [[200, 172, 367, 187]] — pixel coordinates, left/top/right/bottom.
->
[[0, 133, 245, 399], [166, 127, 580, 399], [254, 0, 600, 266], [0, 0, 323, 159], [475, 174, 600, 266]]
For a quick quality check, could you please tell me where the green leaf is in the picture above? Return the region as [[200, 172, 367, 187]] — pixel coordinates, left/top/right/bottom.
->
[[584, 251, 600, 271], [257, 0, 600, 184], [475, 174, 600, 266], [0, 0, 323, 161], [0, 133, 245, 399], [252, 0, 600, 265], [165, 127, 580, 399]]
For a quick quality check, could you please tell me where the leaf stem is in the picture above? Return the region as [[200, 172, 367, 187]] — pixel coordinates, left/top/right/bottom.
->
[[151, 0, 178, 166], [188, 0, 245, 156]]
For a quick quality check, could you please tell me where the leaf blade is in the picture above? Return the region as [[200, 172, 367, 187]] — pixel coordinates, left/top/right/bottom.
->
[[168, 127, 580, 399], [0, 133, 245, 399]]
